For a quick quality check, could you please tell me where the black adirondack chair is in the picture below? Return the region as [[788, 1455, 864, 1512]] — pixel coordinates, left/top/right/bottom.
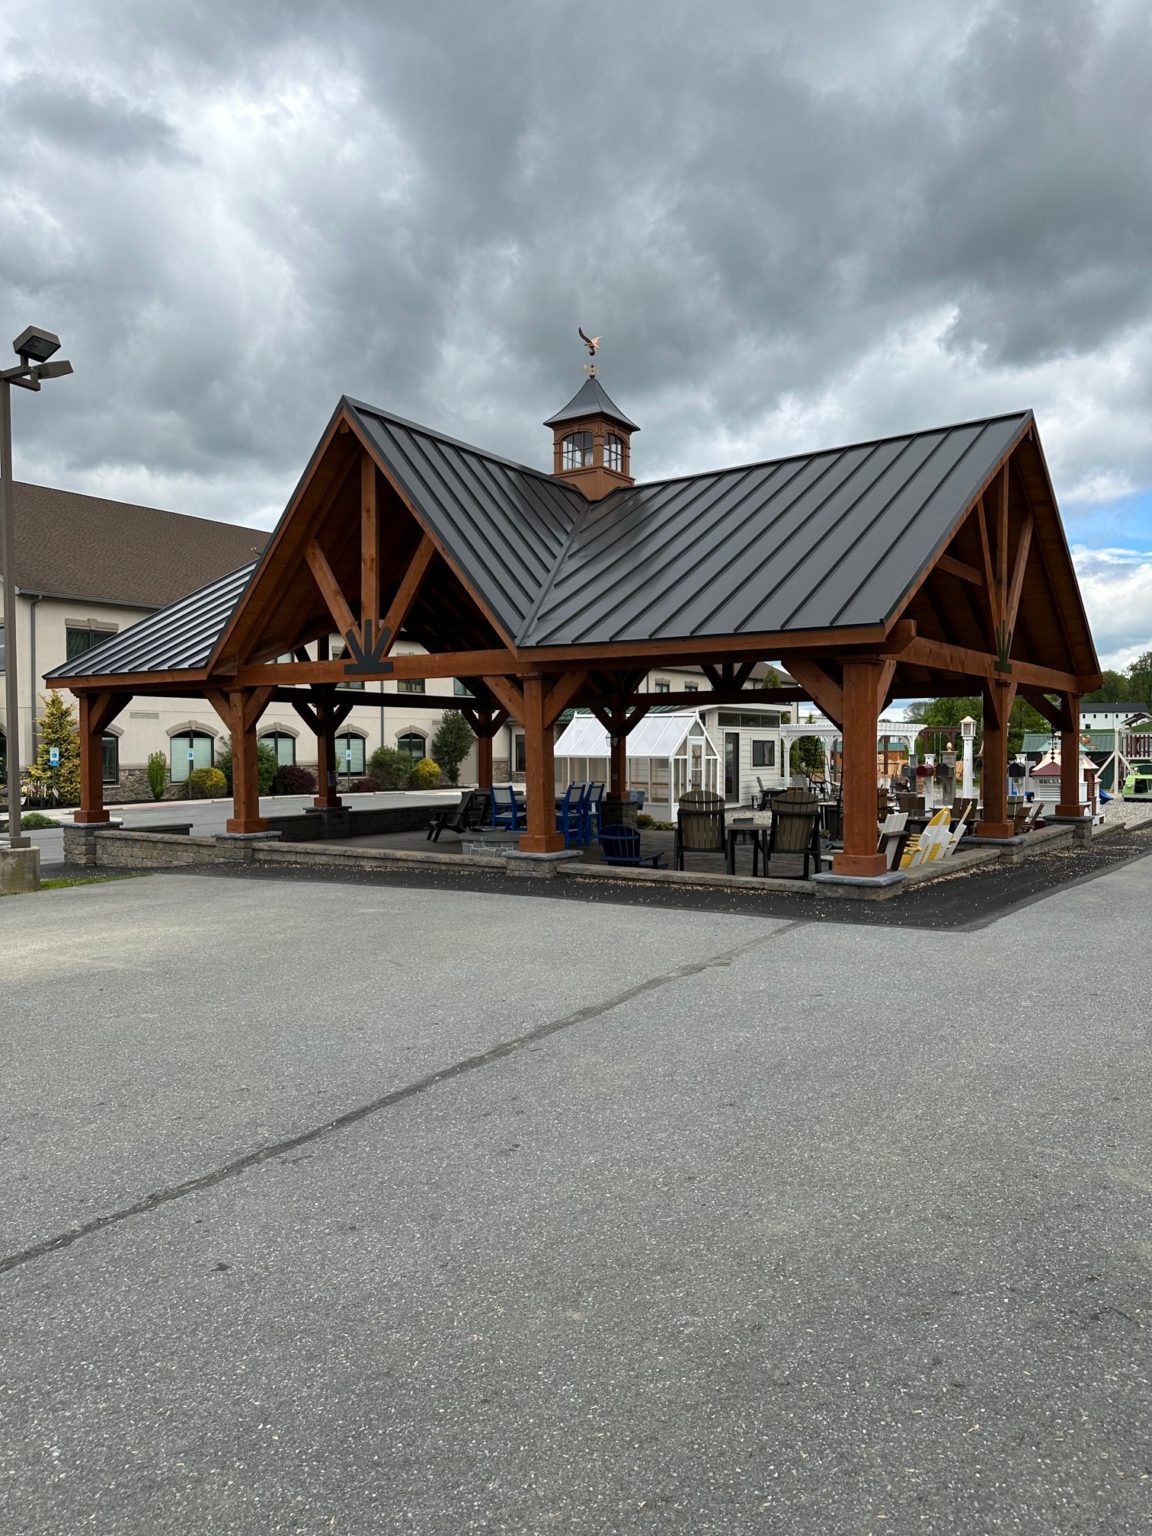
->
[[427, 789, 490, 842]]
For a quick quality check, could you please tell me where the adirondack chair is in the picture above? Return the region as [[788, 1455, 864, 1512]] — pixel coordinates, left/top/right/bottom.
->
[[582, 781, 606, 842], [877, 811, 909, 871], [952, 797, 978, 826], [674, 789, 727, 870], [901, 807, 952, 868], [943, 802, 972, 857], [763, 788, 822, 879], [426, 789, 491, 842], [896, 792, 925, 815], [599, 825, 666, 868]]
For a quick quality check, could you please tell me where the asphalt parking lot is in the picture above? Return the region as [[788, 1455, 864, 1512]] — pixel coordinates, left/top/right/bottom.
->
[[3, 855, 1151, 1534]]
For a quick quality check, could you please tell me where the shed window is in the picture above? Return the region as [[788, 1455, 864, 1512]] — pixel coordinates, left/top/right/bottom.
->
[[751, 740, 776, 768], [171, 731, 214, 783], [562, 432, 593, 470]]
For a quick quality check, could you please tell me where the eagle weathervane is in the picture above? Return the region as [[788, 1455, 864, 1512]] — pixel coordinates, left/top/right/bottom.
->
[[578, 325, 601, 377]]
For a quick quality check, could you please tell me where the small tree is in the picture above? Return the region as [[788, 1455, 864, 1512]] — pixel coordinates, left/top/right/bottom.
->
[[216, 737, 278, 795], [24, 693, 81, 805], [146, 751, 167, 801], [430, 710, 475, 786], [368, 745, 413, 790]]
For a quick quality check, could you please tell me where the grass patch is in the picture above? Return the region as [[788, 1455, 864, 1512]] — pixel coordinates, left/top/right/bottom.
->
[[2, 873, 145, 897]]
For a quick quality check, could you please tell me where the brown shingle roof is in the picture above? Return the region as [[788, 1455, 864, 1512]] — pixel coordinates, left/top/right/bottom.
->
[[6, 482, 268, 609]]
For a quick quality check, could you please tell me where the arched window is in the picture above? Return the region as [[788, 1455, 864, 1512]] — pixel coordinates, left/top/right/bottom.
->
[[170, 730, 214, 783], [335, 732, 366, 776], [260, 731, 296, 767], [561, 431, 593, 470], [604, 433, 623, 472], [397, 731, 426, 762]]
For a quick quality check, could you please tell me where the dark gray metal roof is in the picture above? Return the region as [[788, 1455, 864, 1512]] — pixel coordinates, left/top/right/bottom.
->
[[46, 562, 257, 678], [52, 404, 1034, 679], [347, 399, 584, 640], [543, 375, 640, 432], [521, 411, 1032, 646]]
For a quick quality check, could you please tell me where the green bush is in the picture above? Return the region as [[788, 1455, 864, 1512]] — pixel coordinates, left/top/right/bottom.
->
[[146, 751, 167, 801], [430, 710, 475, 786], [410, 756, 442, 789], [368, 745, 413, 790], [188, 766, 228, 799], [216, 738, 278, 795], [20, 812, 58, 829]]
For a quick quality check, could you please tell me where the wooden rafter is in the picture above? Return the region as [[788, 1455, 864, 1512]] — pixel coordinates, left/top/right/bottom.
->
[[305, 540, 357, 638], [362, 455, 381, 627], [379, 533, 436, 653], [787, 658, 844, 730]]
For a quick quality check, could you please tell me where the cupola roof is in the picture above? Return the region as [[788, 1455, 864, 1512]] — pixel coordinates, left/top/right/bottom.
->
[[543, 375, 640, 433]]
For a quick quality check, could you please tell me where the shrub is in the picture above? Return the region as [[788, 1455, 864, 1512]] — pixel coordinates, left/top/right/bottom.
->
[[20, 812, 59, 829], [146, 751, 167, 801], [351, 777, 384, 793], [217, 738, 278, 795], [430, 710, 475, 787], [273, 764, 317, 796], [635, 813, 654, 828], [410, 756, 442, 789], [188, 766, 228, 799], [368, 746, 412, 790]]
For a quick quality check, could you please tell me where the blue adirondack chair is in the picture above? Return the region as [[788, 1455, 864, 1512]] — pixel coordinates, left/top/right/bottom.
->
[[555, 782, 587, 847], [583, 781, 605, 842], [599, 825, 665, 868]]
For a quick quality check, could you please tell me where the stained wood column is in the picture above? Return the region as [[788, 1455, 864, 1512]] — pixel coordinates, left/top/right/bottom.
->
[[832, 660, 886, 878], [226, 690, 267, 834], [314, 702, 341, 808], [74, 692, 128, 825], [609, 730, 628, 801], [459, 706, 508, 792], [1057, 693, 1085, 816], [520, 674, 564, 854], [976, 679, 1016, 838]]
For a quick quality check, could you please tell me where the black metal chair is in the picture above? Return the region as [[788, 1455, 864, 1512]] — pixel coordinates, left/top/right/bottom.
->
[[674, 789, 727, 870], [426, 789, 490, 842]]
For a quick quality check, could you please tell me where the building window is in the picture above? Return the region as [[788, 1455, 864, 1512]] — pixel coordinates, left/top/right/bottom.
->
[[398, 678, 425, 694], [604, 433, 623, 472], [684, 683, 699, 693], [102, 733, 120, 784], [397, 731, 426, 762], [513, 733, 526, 773], [335, 733, 366, 775], [751, 740, 776, 768], [260, 731, 296, 767], [654, 680, 670, 693], [561, 431, 593, 470], [454, 679, 473, 697], [170, 731, 214, 783], [716, 710, 781, 729], [66, 625, 116, 660]]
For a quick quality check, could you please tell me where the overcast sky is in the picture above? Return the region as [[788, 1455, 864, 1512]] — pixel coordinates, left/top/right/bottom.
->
[[2, 0, 1150, 669]]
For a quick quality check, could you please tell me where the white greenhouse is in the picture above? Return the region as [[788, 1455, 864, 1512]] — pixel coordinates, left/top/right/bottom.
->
[[553, 711, 721, 820]]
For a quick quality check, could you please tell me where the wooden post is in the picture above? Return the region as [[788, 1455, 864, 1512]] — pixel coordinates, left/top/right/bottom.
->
[[519, 674, 564, 853], [608, 727, 628, 801], [314, 701, 342, 808], [976, 679, 1015, 838], [75, 692, 128, 824], [226, 689, 267, 834], [832, 660, 887, 878], [476, 730, 493, 790], [1057, 693, 1085, 816]]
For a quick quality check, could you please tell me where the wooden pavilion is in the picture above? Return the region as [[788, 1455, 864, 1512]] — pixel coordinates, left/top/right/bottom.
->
[[49, 376, 1101, 880]]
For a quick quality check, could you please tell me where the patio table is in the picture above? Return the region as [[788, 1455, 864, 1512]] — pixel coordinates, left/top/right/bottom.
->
[[726, 818, 768, 876]]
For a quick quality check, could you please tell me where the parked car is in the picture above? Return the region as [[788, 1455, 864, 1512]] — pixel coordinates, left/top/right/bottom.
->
[[1121, 761, 1152, 800]]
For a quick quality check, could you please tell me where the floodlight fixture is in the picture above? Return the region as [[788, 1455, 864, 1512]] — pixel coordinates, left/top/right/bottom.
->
[[12, 326, 61, 364], [32, 359, 74, 381]]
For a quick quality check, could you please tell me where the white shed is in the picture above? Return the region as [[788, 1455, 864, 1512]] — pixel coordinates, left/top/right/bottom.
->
[[553, 711, 721, 819]]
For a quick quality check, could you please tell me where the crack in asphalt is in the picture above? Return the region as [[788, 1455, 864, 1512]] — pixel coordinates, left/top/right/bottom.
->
[[0, 919, 809, 1276]]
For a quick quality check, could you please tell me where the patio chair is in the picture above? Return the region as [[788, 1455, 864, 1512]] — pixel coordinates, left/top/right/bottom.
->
[[674, 789, 727, 870], [952, 797, 978, 826], [426, 789, 491, 842], [582, 781, 606, 842], [556, 782, 587, 848], [763, 788, 822, 879], [896, 792, 925, 815], [490, 784, 525, 831], [599, 825, 666, 869], [900, 807, 952, 868]]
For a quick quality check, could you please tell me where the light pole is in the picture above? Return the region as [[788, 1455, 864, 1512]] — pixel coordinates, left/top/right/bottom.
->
[[960, 715, 976, 803], [2, 326, 73, 849]]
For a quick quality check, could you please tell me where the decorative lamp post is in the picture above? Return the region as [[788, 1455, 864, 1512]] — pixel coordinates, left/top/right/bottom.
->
[[960, 715, 976, 800], [1, 326, 73, 849]]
